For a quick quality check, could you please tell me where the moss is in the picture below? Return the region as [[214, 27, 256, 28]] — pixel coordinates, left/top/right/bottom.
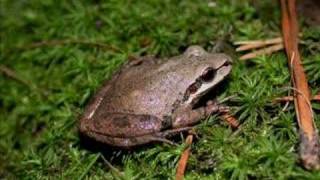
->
[[1, 0, 320, 179]]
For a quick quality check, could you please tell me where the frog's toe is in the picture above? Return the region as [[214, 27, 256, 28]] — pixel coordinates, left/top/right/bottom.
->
[[156, 127, 193, 138], [148, 137, 178, 146]]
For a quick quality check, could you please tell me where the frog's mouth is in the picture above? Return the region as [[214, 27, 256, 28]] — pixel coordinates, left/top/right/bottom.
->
[[184, 62, 232, 106]]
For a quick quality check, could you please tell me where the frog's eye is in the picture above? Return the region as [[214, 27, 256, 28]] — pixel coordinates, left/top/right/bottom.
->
[[201, 68, 216, 82]]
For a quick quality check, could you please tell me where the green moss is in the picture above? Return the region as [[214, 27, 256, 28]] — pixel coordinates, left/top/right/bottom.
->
[[1, 0, 320, 179]]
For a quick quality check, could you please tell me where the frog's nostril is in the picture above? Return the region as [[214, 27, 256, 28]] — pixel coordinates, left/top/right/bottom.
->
[[224, 61, 232, 66]]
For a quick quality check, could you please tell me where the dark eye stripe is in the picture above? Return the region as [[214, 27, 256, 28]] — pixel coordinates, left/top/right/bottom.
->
[[188, 83, 198, 94], [187, 80, 202, 94], [183, 80, 202, 102]]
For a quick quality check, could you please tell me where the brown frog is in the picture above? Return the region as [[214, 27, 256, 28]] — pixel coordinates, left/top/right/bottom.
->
[[79, 46, 232, 148]]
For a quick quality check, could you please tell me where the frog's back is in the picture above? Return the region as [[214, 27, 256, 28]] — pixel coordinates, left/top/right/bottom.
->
[[95, 59, 190, 119]]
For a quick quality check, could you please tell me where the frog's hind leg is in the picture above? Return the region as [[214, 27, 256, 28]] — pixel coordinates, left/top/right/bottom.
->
[[155, 127, 193, 138], [150, 126, 194, 145], [82, 125, 193, 148], [122, 127, 194, 146], [95, 127, 193, 148], [82, 130, 159, 148], [128, 126, 194, 147]]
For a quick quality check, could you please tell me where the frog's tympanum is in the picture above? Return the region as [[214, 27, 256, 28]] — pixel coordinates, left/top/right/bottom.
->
[[79, 46, 232, 148]]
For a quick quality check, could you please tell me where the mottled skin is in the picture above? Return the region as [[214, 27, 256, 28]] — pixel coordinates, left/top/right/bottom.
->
[[79, 46, 232, 148]]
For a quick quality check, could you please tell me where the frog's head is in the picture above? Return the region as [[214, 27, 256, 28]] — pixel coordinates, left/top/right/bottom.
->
[[182, 45, 232, 106]]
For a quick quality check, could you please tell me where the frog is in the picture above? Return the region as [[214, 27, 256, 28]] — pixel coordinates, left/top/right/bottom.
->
[[79, 45, 232, 148]]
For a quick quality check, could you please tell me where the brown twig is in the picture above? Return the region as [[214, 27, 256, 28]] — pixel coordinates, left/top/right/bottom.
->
[[0, 65, 30, 86], [16, 39, 122, 52], [234, 37, 283, 45], [280, 0, 320, 170], [234, 34, 304, 60], [175, 108, 239, 179], [239, 43, 284, 60], [221, 113, 240, 129], [176, 134, 193, 180], [235, 37, 283, 51], [274, 94, 320, 102], [101, 155, 124, 178], [0, 65, 49, 97]]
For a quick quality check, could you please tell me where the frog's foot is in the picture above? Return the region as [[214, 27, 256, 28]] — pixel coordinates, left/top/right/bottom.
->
[[206, 100, 239, 128], [151, 126, 194, 145], [121, 127, 194, 146], [205, 100, 230, 114], [148, 137, 178, 146], [155, 127, 194, 138]]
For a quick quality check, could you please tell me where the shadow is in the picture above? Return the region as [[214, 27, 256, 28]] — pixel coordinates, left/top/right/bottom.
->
[[79, 133, 151, 163], [78, 131, 191, 165]]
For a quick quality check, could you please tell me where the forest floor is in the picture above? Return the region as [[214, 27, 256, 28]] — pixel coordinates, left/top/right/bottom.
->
[[1, 0, 320, 179]]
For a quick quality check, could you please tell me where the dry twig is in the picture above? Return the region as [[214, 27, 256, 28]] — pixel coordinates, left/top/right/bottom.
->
[[239, 43, 284, 60], [221, 113, 240, 129], [235, 37, 284, 60], [17, 39, 121, 52], [234, 34, 304, 60], [0, 65, 30, 86], [176, 134, 193, 180], [280, 0, 320, 170], [101, 155, 125, 178], [0, 65, 48, 96], [274, 94, 320, 103], [175, 111, 239, 180], [235, 37, 283, 51]]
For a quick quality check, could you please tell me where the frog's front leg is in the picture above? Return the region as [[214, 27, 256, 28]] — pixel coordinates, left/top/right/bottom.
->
[[172, 101, 228, 128], [144, 103, 227, 144]]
